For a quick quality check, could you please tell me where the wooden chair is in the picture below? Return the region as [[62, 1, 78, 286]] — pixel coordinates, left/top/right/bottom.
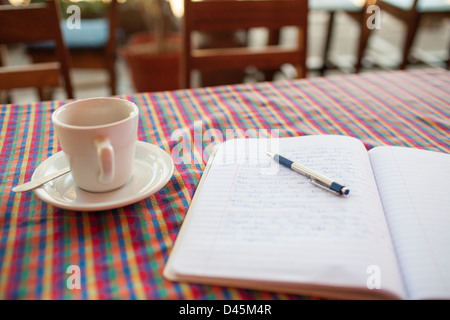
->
[[27, 0, 119, 95], [367, 0, 450, 70], [309, 0, 369, 75], [182, 0, 308, 88], [0, 0, 73, 101]]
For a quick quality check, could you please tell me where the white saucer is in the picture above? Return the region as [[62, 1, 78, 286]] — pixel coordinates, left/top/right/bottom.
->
[[32, 141, 174, 211]]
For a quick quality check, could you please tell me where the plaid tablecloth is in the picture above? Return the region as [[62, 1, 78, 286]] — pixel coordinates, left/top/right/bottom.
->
[[1, 68, 449, 299]]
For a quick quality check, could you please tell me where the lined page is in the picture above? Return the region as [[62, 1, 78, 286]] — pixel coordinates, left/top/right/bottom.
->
[[168, 135, 405, 299], [369, 146, 450, 300]]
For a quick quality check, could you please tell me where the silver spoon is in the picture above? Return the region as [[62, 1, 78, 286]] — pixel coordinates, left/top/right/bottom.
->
[[12, 167, 71, 193]]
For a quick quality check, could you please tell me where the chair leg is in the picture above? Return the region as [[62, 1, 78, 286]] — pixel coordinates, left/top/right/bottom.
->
[[263, 29, 281, 81], [355, 9, 373, 73], [320, 11, 336, 76], [0, 90, 12, 104], [447, 41, 450, 70], [38, 87, 53, 102], [109, 63, 117, 96], [105, 54, 117, 95], [400, 13, 421, 70]]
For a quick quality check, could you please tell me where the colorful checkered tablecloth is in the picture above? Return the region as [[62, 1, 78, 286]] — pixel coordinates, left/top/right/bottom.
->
[[1, 68, 449, 299]]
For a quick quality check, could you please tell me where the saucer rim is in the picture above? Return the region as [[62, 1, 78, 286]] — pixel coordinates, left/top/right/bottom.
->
[[33, 141, 174, 211]]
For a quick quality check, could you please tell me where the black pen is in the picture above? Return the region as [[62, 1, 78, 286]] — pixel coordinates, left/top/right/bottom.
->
[[267, 152, 350, 196]]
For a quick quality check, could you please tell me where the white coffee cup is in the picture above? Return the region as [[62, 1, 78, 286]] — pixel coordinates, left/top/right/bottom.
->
[[52, 97, 139, 192]]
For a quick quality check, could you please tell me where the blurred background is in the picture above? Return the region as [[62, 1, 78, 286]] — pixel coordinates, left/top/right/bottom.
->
[[1, 0, 449, 104]]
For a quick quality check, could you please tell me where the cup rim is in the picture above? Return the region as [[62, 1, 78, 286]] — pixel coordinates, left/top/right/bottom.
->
[[52, 97, 139, 130]]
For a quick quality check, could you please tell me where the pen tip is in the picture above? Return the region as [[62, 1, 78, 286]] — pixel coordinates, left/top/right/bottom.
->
[[266, 152, 275, 158]]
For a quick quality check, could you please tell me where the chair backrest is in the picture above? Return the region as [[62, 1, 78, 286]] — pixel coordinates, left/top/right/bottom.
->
[[0, 0, 73, 99], [182, 0, 308, 88]]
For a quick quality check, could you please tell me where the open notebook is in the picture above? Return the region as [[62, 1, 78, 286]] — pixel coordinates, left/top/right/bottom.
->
[[164, 135, 450, 300]]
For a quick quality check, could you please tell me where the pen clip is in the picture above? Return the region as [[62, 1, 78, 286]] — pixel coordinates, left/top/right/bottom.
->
[[308, 177, 341, 195]]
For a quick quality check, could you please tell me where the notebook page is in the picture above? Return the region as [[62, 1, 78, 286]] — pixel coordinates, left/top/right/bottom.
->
[[369, 146, 450, 300], [168, 135, 405, 298]]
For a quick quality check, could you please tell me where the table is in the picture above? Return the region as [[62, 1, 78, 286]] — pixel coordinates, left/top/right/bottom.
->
[[1, 68, 449, 300]]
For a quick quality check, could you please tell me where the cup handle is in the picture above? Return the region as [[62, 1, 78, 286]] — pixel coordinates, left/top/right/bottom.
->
[[95, 137, 115, 184]]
